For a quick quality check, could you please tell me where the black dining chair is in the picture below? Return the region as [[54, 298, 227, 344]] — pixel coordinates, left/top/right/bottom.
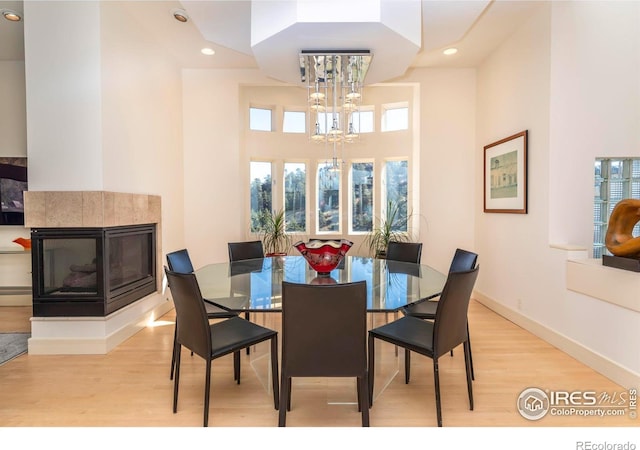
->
[[165, 267, 279, 427], [401, 248, 478, 380], [227, 240, 265, 353], [368, 266, 479, 427], [166, 249, 238, 381], [279, 281, 369, 427], [386, 241, 423, 264], [228, 240, 265, 262]]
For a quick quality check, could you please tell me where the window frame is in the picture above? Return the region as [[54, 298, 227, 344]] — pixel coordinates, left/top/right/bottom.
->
[[249, 105, 274, 132], [249, 160, 275, 233], [316, 161, 342, 235], [348, 159, 375, 234], [282, 109, 307, 134], [282, 160, 309, 234], [382, 158, 410, 234], [381, 102, 409, 132]]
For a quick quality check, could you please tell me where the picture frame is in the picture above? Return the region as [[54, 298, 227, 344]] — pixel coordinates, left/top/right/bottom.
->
[[483, 130, 528, 214]]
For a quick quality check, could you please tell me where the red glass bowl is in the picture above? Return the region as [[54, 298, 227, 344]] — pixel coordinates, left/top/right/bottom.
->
[[294, 239, 353, 276]]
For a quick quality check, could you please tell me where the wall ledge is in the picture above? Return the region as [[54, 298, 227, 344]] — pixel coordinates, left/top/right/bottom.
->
[[474, 291, 638, 389], [566, 258, 640, 313]]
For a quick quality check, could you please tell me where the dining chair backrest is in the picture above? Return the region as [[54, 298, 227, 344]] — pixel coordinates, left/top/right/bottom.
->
[[166, 249, 195, 274], [386, 242, 423, 264], [228, 240, 265, 262], [448, 248, 478, 273], [433, 266, 479, 359], [281, 280, 367, 377], [164, 268, 211, 360]]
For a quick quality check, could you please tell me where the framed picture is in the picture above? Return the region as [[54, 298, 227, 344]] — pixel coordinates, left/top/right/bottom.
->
[[483, 130, 528, 214]]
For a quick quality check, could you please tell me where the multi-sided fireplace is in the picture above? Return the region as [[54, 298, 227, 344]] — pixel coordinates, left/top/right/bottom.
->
[[30, 224, 157, 317]]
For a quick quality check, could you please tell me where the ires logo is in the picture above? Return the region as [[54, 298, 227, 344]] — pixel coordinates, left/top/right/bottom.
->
[[550, 391, 598, 406], [517, 387, 550, 420], [517, 388, 635, 421]]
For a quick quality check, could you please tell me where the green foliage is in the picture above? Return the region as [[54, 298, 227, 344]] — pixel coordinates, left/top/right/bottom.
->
[[364, 200, 411, 258], [258, 209, 292, 255]]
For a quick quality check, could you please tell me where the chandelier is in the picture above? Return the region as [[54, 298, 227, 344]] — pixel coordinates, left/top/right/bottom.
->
[[299, 50, 372, 169]]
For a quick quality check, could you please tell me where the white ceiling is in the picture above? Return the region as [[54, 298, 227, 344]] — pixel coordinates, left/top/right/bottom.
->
[[0, 0, 545, 83]]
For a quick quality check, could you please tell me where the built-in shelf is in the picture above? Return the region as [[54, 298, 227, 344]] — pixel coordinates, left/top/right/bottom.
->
[[566, 258, 640, 313], [0, 247, 32, 297]]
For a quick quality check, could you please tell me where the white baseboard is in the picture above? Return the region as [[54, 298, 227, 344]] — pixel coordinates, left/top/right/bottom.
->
[[0, 294, 32, 306], [473, 291, 639, 389]]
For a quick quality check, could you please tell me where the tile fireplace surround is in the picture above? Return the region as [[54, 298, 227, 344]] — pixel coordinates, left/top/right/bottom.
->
[[23, 191, 171, 354]]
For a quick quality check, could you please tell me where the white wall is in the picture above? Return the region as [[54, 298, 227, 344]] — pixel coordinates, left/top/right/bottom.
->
[[99, 1, 185, 257], [23, 1, 103, 191], [548, 1, 640, 247], [23, 1, 185, 261], [476, 2, 551, 318], [475, 2, 639, 383], [403, 68, 477, 274], [181, 69, 278, 267], [0, 61, 26, 156]]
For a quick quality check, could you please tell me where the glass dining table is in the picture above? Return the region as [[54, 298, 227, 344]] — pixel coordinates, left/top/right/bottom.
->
[[194, 255, 447, 402]]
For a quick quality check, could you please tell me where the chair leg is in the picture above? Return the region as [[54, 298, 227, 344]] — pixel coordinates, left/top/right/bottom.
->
[[433, 358, 443, 427], [467, 322, 475, 381], [204, 359, 212, 427], [173, 343, 181, 413], [287, 378, 292, 411], [367, 333, 375, 407], [404, 348, 411, 384], [359, 375, 370, 427], [270, 336, 280, 410], [233, 351, 240, 384], [245, 311, 251, 355], [464, 340, 474, 410], [278, 374, 289, 426], [170, 323, 178, 380]]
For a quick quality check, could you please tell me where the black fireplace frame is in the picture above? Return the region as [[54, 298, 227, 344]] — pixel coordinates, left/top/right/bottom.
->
[[31, 224, 157, 317]]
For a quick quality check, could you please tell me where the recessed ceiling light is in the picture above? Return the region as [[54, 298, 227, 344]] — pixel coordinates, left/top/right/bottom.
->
[[171, 8, 189, 23], [443, 47, 458, 56], [201, 48, 216, 56], [2, 9, 22, 22]]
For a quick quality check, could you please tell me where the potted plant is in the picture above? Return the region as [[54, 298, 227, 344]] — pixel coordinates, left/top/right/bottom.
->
[[364, 199, 412, 258], [258, 208, 292, 256]]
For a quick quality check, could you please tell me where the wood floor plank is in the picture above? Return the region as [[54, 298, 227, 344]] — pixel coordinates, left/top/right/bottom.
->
[[0, 300, 634, 429]]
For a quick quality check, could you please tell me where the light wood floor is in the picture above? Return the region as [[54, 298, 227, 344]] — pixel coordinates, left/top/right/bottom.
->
[[0, 300, 635, 429]]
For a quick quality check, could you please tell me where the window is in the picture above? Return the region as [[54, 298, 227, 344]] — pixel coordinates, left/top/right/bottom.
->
[[250, 161, 272, 232], [593, 158, 640, 258], [384, 159, 409, 232], [350, 109, 374, 133], [249, 107, 272, 131], [382, 104, 408, 132], [283, 111, 306, 133], [316, 111, 341, 134], [350, 161, 374, 233], [284, 162, 306, 232], [317, 165, 341, 233]]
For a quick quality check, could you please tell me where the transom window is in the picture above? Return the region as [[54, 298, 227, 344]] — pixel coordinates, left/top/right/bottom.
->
[[382, 104, 409, 132], [283, 111, 306, 133], [249, 107, 273, 131]]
